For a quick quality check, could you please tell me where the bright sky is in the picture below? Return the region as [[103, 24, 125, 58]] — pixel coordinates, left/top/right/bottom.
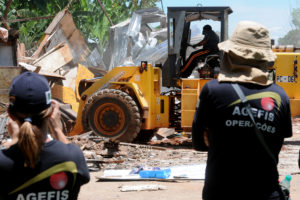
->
[[157, 0, 300, 44]]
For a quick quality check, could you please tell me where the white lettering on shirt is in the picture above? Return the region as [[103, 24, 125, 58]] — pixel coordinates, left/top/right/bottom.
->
[[231, 106, 275, 122], [16, 190, 69, 200]]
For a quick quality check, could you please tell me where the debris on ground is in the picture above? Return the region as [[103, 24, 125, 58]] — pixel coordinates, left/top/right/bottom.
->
[[70, 122, 300, 177], [0, 120, 299, 177], [120, 184, 167, 192], [0, 7, 299, 184]]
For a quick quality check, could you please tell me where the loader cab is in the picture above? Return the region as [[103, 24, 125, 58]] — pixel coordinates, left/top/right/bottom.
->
[[162, 7, 232, 87]]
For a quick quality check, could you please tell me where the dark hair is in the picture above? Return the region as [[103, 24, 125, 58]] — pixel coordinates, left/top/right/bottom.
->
[[203, 24, 212, 31], [8, 107, 52, 168]]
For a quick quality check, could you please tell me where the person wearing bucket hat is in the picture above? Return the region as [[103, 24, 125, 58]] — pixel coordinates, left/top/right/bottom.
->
[[0, 72, 90, 199], [192, 21, 292, 200], [180, 24, 220, 78]]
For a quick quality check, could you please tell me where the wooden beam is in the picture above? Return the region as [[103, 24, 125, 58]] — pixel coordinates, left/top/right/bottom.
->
[[0, 15, 54, 24]]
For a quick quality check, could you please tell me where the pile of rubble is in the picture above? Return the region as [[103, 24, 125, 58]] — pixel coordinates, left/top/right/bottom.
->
[[0, 7, 177, 133], [0, 6, 299, 178], [0, 120, 299, 176], [68, 132, 206, 172], [65, 120, 300, 177]]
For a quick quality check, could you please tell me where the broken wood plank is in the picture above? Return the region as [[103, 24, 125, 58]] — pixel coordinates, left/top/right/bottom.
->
[[33, 42, 64, 64], [119, 142, 167, 151], [19, 62, 38, 72], [120, 184, 167, 192], [45, 9, 68, 35], [59, 11, 77, 38], [19, 62, 65, 79], [68, 29, 90, 63], [97, 177, 179, 182], [33, 42, 73, 73], [31, 34, 50, 59], [17, 42, 26, 63], [86, 159, 124, 164]]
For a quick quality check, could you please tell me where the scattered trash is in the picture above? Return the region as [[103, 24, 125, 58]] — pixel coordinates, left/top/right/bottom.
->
[[129, 166, 144, 175], [99, 164, 206, 181], [120, 184, 167, 192]]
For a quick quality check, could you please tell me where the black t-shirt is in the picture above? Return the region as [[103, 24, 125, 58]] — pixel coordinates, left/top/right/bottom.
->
[[192, 80, 292, 200], [203, 30, 219, 50], [0, 140, 90, 200]]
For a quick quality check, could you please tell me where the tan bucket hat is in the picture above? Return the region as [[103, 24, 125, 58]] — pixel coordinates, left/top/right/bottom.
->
[[217, 21, 276, 86], [218, 21, 276, 62]]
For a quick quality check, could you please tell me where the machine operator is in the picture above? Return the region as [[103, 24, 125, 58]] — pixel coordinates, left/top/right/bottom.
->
[[180, 24, 219, 78]]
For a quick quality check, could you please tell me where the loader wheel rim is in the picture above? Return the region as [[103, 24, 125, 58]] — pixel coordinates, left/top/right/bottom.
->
[[93, 103, 126, 136]]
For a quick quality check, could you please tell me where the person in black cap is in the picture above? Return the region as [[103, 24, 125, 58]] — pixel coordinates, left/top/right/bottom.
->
[[180, 24, 219, 78], [0, 72, 90, 199]]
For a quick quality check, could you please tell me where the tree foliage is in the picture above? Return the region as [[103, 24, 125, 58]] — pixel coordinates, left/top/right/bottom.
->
[[0, 0, 160, 51], [278, 8, 300, 45]]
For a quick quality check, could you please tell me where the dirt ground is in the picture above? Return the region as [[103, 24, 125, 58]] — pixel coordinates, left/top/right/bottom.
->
[[78, 173, 300, 200], [66, 118, 300, 200], [77, 132, 300, 200]]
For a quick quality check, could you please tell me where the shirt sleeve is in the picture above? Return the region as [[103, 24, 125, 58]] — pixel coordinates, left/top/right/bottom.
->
[[280, 93, 293, 138], [69, 144, 90, 185], [198, 33, 209, 46], [192, 83, 211, 151]]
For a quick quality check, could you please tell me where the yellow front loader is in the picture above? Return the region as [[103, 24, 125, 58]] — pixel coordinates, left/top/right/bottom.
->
[[69, 7, 232, 142], [68, 7, 300, 143], [272, 46, 300, 117], [69, 62, 209, 142]]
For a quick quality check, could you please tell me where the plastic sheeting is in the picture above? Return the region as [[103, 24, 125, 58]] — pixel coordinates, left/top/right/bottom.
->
[[103, 7, 205, 71], [104, 7, 167, 71]]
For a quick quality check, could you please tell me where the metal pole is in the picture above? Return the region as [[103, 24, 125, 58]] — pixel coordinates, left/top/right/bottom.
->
[[96, 0, 114, 26]]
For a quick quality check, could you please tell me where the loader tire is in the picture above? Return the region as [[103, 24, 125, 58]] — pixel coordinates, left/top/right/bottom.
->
[[84, 89, 142, 142]]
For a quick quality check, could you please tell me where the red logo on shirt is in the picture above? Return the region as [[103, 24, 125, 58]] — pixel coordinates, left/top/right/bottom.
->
[[261, 97, 274, 111], [50, 172, 68, 190]]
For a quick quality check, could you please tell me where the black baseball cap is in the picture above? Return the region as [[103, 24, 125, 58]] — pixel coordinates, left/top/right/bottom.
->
[[9, 72, 52, 114]]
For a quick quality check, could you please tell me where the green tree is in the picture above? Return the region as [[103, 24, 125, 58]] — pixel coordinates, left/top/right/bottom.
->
[[0, 0, 159, 52], [278, 29, 300, 46], [278, 8, 300, 45]]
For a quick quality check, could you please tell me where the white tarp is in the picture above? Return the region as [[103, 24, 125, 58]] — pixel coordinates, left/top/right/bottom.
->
[[100, 164, 206, 180]]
